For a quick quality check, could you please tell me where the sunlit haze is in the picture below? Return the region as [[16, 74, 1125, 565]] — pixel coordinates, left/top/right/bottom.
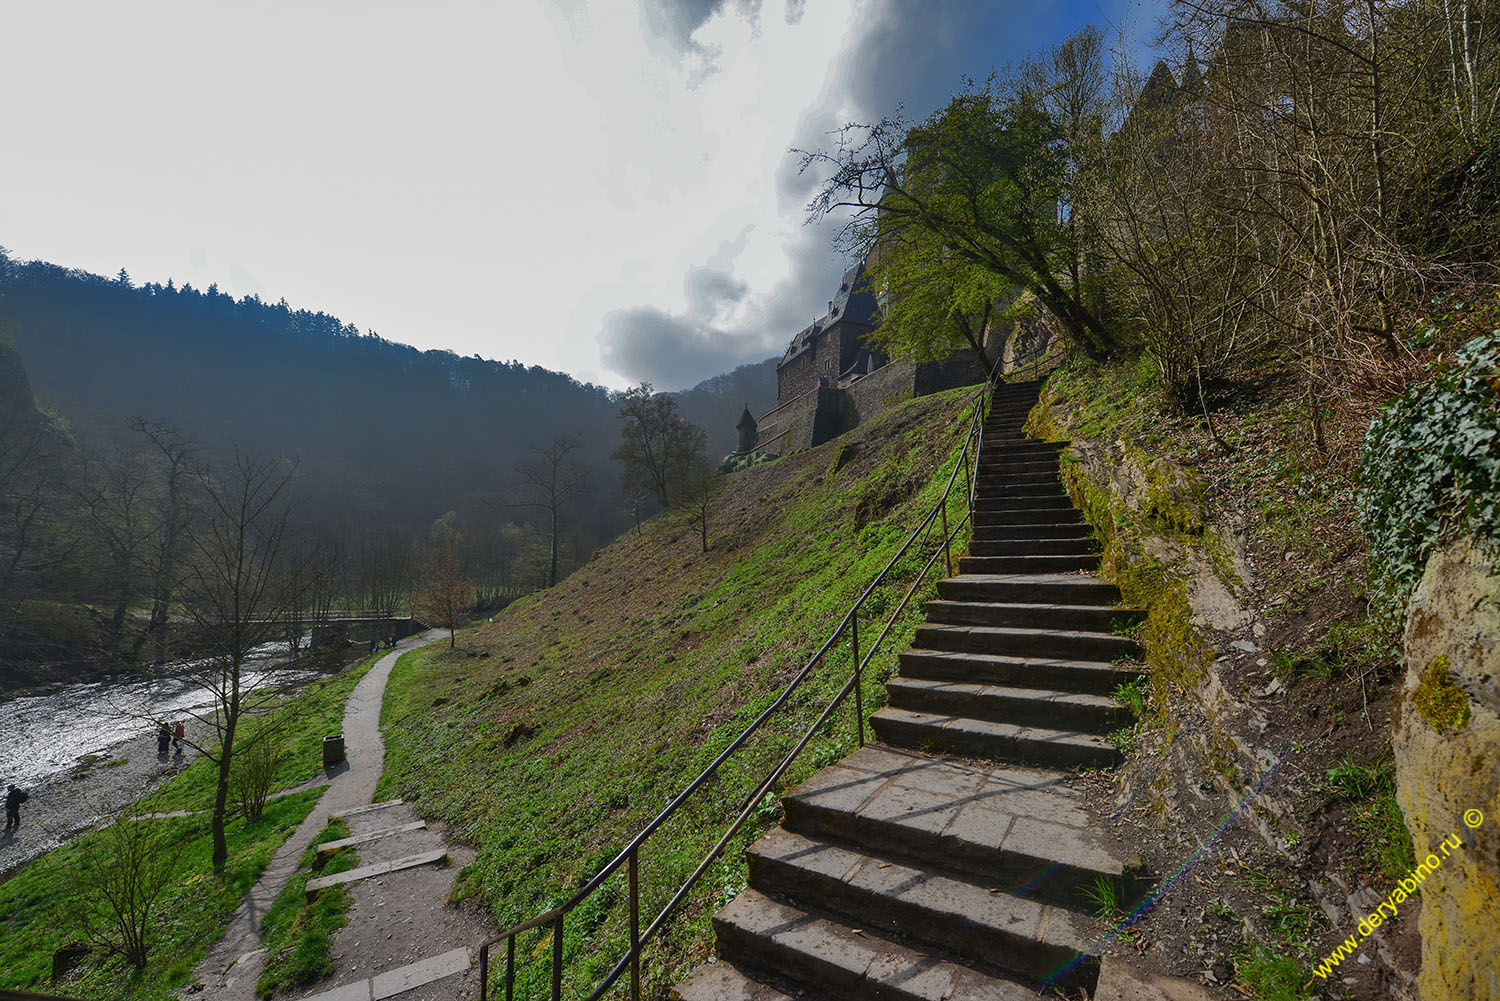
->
[[0, 0, 1159, 390]]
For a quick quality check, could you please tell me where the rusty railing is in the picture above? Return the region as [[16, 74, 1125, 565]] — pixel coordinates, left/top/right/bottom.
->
[[477, 358, 1006, 1001]]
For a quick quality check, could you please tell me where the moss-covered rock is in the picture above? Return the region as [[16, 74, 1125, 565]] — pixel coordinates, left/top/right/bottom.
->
[[1394, 536, 1500, 1001]]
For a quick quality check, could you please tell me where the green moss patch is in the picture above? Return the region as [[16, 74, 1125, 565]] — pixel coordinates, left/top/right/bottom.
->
[[1412, 654, 1471, 732]]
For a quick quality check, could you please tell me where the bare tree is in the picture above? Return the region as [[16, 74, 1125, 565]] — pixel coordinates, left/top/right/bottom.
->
[[131, 420, 198, 662], [415, 546, 470, 649], [71, 443, 154, 646], [512, 435, 590, 587], [680, 457, 720, 554], [0, 411, 72, 625], [174, 448, 307, 870], [612, 385, 707, 508]]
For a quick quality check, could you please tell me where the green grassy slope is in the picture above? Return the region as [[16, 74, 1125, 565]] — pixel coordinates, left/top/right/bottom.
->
[[376, 385, 984, 999]]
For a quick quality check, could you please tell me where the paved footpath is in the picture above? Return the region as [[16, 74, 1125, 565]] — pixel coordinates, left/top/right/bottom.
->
[[193, 629, 492, 1001]]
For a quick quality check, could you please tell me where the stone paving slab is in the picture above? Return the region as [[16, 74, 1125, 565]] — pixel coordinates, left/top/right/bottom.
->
[[299, 947, 471, 1001], [306, 848, 447, 895], [371, 947, 470, 999], [711, 889, 1038, 1001], [317, 820, 427, 855], [333, 799, 404, 819]]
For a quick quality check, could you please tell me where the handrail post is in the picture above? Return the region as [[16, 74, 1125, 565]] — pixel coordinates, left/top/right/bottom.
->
[[629, 847, 641, 1001], [941, 502, 952, 578], [552, 915, 564, 1001], [852, 613, 863, 747], [506, 934, 516, 1001], [480, 943, 489, 1001]]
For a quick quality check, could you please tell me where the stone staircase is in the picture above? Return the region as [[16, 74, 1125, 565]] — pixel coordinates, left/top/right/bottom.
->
[[674, 379, 1150, 1001]]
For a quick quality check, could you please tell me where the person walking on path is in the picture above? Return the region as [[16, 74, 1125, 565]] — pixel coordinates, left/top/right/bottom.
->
[[4, 785, 28, 831], [173, 721, 186, 755], [157, 722, 172, 757]]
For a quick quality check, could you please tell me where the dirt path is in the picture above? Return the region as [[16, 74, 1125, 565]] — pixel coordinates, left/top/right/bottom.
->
[[194, 630, 494, 1001]]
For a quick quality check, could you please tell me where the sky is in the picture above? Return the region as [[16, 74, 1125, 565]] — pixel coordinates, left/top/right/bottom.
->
[[0, 0, 1163, 392]]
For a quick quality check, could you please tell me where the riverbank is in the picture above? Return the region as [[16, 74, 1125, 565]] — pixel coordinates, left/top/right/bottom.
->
[[0, 644, 369, 883], [0, 738, 189, 884]]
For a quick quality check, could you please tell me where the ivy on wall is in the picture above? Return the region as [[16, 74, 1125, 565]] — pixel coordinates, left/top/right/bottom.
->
[[1358, 327, 1500, 628]]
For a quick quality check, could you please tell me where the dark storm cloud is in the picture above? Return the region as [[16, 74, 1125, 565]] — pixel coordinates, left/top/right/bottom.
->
[[604, 2, 1086, 390]]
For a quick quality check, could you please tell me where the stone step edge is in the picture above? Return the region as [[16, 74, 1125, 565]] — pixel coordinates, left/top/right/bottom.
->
[[781, 791, 1129, 909], [317, 820, 428, 855], [885, 676, 1121, 711], [745, 829, 1097, 985], [306, 849, 447, 895], [332, 799, 404, 819], [299, 946, 471, 1001], [710, 888, 1044, 1001], [916, 622, 1136, 645], [870, 707, 1117, 754]]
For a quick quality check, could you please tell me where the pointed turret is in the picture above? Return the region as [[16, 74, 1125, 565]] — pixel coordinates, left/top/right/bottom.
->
[[736, 405, 758, 453]]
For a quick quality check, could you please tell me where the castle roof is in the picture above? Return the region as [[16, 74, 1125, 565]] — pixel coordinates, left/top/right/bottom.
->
[[780, 260, 881, 363], [737, 404, 757, 429]]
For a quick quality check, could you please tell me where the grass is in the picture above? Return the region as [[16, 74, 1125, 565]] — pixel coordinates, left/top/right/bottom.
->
[[1078, 875, 1124, 921], [1323, 753, 1416, 880], [375, 386, 984, 999], [0, 790, 321, 1001], [255, 818, 359, 998], [0, 650, 377, 1000], [1237, 942, 1317, 1001], [135, 649, 384, 815]]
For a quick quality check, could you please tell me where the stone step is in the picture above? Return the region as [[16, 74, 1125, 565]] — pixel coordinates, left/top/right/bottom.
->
[[969, 522, 1093, 541], [870, 707, 1121, 769], [899, 649, 1144, 695], [968, 538, 1096, 557], [672, 961, 800, 1001], [975, 470, 1061, 486], [780, 745, 1136, 909], [972, 507, 1084, 526], [317, 820, 427, 855], [973, 459, 1060, 476], [886, 677, 1130, 732], [973, 483, 1068, 498], [744, 828, 1100, 986], [915, 622, 1139, 660], [305, 849, 447, 896], [332, 799, 403, 819], [936, 573, 1121, 605], [706, 891, 1044, 1001], [923, 600, 1144, 633], [966, 534, 1096, 554], [971, 498, 1076, 515], [956, 554, 1101, 574]]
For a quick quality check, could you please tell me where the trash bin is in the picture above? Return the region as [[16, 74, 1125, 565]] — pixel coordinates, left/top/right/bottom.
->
[[323, 734, 346, 767]]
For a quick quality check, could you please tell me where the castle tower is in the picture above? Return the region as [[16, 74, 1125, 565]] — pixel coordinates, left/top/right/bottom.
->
[[736, 404, 758, 453]]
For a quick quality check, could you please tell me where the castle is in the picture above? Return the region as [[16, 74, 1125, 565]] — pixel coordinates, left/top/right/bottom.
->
[[735, 259, 988, 456]]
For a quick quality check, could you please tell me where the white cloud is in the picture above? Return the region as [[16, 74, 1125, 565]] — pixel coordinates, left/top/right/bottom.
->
[[0, 0, 1164, 391]]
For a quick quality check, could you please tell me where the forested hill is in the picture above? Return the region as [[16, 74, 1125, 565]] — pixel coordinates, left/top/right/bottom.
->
[[0, 252, 776, 535]]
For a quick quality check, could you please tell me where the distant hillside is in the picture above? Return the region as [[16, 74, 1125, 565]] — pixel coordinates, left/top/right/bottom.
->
[[0, 250, 775, 537], [375, 384, 980, 991]]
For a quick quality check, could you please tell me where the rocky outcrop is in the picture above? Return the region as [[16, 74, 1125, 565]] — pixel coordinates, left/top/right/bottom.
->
[[1393, 536, 1500, 1001]]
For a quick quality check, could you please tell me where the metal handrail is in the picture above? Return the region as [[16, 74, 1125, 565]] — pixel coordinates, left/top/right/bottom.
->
[[478, 355, 1008, 1001]]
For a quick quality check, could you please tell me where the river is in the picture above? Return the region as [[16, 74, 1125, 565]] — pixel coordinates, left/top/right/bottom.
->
[[0, 638, 318, 790]]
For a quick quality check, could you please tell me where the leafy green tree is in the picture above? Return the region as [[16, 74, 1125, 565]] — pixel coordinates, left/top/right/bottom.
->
[[611, 385, 707, 509], [802, 69, 1118, 360], [864, 218, 1014, 369]]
